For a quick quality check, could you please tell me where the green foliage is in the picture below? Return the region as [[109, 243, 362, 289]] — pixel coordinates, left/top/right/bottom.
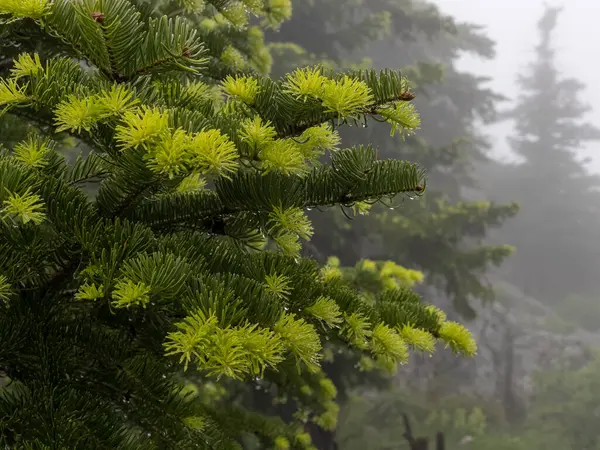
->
[[0, 0, 478, 447]]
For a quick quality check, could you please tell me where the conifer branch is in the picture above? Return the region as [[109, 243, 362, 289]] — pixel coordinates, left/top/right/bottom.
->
[[0, 1, 478, 445]]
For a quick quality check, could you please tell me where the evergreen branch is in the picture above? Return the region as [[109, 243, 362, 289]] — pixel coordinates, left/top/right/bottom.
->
[[0, 1, 479, 445], [128, 150, 424, 233]]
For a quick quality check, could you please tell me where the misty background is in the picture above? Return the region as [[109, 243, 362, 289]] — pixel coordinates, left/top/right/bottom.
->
[[438, 0, 600, 167]]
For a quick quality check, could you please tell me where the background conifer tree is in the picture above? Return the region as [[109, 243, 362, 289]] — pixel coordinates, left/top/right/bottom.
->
[[481, 5, 600, 305], [0, 0, 476, 448]]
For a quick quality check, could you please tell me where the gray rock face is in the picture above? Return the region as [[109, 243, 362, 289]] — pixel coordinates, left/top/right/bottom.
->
[[397, 282, 596, 412]]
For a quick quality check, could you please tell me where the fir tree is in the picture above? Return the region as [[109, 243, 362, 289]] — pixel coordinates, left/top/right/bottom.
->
[[482, 5, 600, 304], [0, 0, 475, 448]]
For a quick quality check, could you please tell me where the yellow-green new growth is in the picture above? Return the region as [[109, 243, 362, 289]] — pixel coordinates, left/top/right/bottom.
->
[[0, 78, 30, 106], [115, 107, 170, 149], [264, 273, 292, 300], [221, 45, 247, 70], [221, 75, 261, 105], [284, 69, 375, 117], [376, 101, 421, 138], [182, 415, 206, 431], [146, 129, 189, 178], [317, 377, 338, 401], [274, 312, 322, 372], [52, 86, 139, 134], [320, 76, 373, 117], [314, 402, 340, 431], [321, 257, 343, 282], [274, 436, 290, 450], [1, 188, 46, 225], [425, 304, 447, 323], [295, 432, 312, 448], [379, 260, 424, 288], [187, 128, 239, 177], [175, 0, 204, 13], [439, 321, 478, 356], [11, 53, 43, 79], [164, 311, 218, 371], [111, 279, 151, 309], [268, 204, 313, 240], [272, 232, 302, 257], [75, 283, 105, 301], [175, 173, 207, 194], [164, 311, 286, 378], [240, 0, 264, 14], [283, 67, 329, 101], [262, 0, 293, 26], [305, 296, 343, 328], [0, 0, 50, 19], [370, 323, 409, 365], [398, 324, 436, 353], [297, 123, 341, 157], [350, 201, 372, 216], [239, 116, 277, 151], [259, 139, 307, 175], [54, 96, 107, 133], [221, 3, 248, 27], [13, 135, 53, 168], [341, 313, 372, 350], [203, 325, 282, 379], [96, 85, 139, 117]]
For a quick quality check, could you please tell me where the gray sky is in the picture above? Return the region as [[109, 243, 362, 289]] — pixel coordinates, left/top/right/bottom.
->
[[435, 0, 600, 171]]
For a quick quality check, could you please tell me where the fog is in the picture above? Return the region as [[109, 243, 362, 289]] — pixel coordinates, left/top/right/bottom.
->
[[437, 0, 600, 169]]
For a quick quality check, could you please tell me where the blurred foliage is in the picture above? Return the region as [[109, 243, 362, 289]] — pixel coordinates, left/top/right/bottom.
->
[[334, 348, 600, 449], [553, 294, 600, 333]]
